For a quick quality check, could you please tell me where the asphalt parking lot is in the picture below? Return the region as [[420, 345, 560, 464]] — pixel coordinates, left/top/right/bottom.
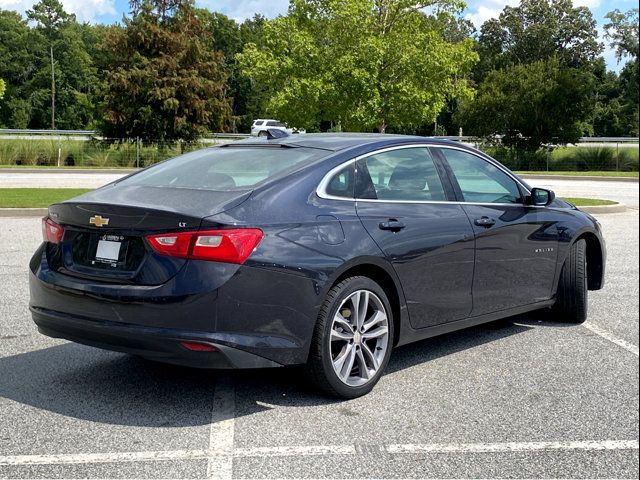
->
[[0, 210, 638, 479]]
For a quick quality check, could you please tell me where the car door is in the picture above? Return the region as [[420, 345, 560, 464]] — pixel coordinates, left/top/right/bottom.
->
[[354, 146, 475, 329], [434, 146, 559, 316]]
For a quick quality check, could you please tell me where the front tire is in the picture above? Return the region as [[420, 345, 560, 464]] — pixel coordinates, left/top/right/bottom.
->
[[553, 239, 588, 323], [307, 277, 394, 399]]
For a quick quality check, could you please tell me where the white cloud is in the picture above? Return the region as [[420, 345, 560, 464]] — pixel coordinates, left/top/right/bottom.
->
[[573, 0, 602, 8], [464, 0, 519, 28], [196, 0, 289, 22], [0, 0, 116, 23]]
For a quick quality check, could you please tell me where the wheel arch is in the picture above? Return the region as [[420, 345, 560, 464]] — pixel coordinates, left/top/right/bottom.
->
[[571, 230, 605, 290], [324, 259, 407, 347]]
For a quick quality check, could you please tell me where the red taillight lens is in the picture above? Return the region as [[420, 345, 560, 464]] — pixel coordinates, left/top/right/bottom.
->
[[179, 341, 218, 352], [42, 217, 64, 244], [146, 228, 263, 264]]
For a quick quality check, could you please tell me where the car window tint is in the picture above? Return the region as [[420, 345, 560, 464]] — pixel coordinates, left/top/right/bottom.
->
[[118, 147, 329, 191], [358, 148, 446, 201], [439, 149, 521, 204], [254, 121, 264, 126], [325, 165, 354, 198], [266, 121, 285, 127]]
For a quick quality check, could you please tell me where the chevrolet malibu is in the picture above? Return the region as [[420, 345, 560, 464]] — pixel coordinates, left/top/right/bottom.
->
[[29, 134, 606, 398]]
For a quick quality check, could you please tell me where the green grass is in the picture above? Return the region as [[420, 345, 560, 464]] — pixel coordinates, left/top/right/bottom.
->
[[0, 164, 135, 170], [516, 171, 639, 177], [0, 188, 92, 208], [560, 197, 618, 206]]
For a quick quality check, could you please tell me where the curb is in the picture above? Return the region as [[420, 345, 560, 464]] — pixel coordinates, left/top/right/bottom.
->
[[0, 208, 48, 217], [521, 174, 638, 183], [578, 203, 627, 214]]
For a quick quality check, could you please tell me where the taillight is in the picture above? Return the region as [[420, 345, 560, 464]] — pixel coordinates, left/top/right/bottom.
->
[[42, 217, 64, 244], [146, 228, 263, 264]]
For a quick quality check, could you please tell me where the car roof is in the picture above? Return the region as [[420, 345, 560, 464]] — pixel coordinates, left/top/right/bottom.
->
[[231, 133, 462, 152]]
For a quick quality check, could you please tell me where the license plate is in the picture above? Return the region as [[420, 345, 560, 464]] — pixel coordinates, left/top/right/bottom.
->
[[96, 240, 121, 262]]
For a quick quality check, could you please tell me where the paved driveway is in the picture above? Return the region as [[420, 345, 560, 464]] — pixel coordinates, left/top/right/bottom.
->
[[0, 211, 637, 478]]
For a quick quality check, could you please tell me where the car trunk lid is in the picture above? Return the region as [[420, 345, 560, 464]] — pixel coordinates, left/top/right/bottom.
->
[[46, 185, 251, 285]]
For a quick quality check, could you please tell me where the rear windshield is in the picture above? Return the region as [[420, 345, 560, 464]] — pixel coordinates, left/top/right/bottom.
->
[[117, 147, 329, 191]]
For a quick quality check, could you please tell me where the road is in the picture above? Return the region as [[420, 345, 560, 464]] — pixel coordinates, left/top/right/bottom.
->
[[0, 170, 638, 208], [0, 210, 637, 478]]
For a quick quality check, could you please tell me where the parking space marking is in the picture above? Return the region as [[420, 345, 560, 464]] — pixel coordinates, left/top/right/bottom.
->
[[0, 450, 210, 466], [206, 376, 235, 480], [584, 322, 639, 356], [1, 440, 637, 467], [234, 445, 357, 457], [386, 440, 640, 455]]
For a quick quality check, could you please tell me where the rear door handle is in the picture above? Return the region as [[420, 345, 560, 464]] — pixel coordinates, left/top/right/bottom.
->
[[379, 219, 406, 232], [474, 216, 496, 228]]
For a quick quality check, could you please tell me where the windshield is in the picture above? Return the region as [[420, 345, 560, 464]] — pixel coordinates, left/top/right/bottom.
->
[[117, 146, 329, 191]]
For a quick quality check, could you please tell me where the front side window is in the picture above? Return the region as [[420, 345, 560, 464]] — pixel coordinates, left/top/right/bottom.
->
[[357, 148, 446, 201], [438, 148, 522, 204], [118, 147, 329, 191], [266, 121, 286, 127]]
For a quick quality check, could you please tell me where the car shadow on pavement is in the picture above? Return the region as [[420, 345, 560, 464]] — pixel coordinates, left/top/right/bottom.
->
[[0, 314, 548, 428]]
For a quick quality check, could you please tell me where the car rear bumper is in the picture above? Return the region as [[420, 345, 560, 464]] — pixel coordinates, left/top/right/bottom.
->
[[31, 306, 283, 369], [29, 245, 319, 366]]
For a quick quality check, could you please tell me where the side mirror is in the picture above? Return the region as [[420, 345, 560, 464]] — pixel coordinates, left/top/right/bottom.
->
[[529, 187, 555, 206]]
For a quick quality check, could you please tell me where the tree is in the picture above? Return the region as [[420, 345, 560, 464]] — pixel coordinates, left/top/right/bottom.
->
[[27, 0, 71, 129], [604, 8, 639, 61], [0, 9, 45, 128], [237, 0, 477, 133], [603, 8, 639, 136], [475, 0, 602, 80], [457, 57, 594, 152], [0, 79, 5, 100], [100, 0, 230, 141]]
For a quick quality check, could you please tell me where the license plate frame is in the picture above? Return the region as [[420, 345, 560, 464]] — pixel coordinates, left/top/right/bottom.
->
[[95, 239, 122, 263]]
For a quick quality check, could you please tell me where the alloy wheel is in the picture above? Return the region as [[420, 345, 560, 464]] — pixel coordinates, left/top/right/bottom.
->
[[330, 289, 390, 387]]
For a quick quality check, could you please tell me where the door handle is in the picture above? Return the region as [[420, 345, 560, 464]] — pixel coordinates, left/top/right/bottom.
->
[[379, 219, 406, 232], [474, 216, 496, 228]]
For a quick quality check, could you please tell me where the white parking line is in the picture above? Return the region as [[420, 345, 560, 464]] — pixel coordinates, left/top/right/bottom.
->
[[386, 440, 640, 454], [0, 440, 637, 467], [206, 376, 235, 480], [234, 445, 357, 457], [0, 450, 210, 466], [583, 322, 639, 356]]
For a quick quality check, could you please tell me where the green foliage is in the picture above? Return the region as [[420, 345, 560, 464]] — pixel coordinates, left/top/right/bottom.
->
[[100, 0, 230, 141], [458, 57, 595, 151], [475, 0, 602, 80], [604, 8, 639, 61], [0, 137, 209, 167], [237, 0, 478, 133], [0, 79, 5, 99]]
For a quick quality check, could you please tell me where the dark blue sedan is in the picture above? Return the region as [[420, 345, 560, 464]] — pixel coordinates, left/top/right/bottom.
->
[[30, 134, 606, 398]]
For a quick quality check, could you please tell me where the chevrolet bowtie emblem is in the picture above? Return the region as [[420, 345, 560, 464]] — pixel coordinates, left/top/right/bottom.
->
[[89, 215, 110, 227]]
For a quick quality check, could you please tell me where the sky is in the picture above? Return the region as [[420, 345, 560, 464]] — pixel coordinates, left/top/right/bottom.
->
[[0, 0, 635, 72]]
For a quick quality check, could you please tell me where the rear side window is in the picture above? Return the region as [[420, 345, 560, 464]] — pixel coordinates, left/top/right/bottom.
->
[[357, 148, 446, 201], [266, 121, 285, 127], [438, 148, 522, 204], [118, 147, 329, 191], [253, 120, 264, 126], [324, 165, 354, 198]]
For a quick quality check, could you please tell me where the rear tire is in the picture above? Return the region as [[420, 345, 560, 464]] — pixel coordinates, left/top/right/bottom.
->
[[307, 276, 394, 399], [553, 239, 588, 323]]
